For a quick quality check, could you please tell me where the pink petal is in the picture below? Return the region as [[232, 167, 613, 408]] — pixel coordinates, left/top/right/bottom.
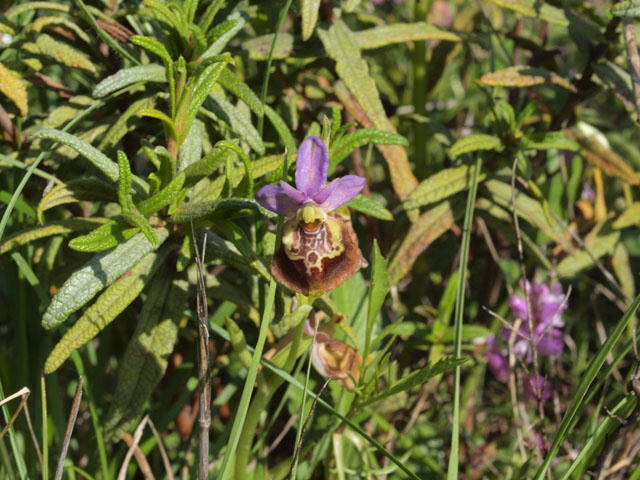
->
[[312, 178, 340, 205], [279, 180, 307, 205], [508, 294, 528, 320], [317, 175, 366, 211], [295, 136, 328, 196], [254, 184, 299, 216]]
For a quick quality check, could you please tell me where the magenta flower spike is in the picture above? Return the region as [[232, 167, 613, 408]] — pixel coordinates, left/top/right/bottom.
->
[[523, 375, 552, 403], [254, 136, 368, 296], [255, 136, 366, 217]]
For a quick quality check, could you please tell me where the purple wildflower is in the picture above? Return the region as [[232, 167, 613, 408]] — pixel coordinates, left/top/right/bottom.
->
[[504, 280, 567, 360], [486, 335, 509, 383], [255, 136, 366, 217], [523, 375, 552, 403]]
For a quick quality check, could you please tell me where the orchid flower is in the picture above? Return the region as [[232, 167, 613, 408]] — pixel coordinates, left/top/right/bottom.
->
[[255, 136, 367, 295]]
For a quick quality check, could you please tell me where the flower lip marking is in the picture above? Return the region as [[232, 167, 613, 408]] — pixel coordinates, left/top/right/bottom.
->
[[255, 136, 367, 295]]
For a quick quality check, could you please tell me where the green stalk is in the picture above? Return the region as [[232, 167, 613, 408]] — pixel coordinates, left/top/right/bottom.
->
[[0, 376, 27, 479], [41, 375, 48, 480], [257, 0, 293, 137], [447, 156, 481, 479], [412, 0, 431, 169]]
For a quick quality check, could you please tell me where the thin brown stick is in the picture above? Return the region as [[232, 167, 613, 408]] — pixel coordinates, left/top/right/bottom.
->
[[191, 220, 211, 480], [623, 18, 640, 122], [288, 379, 331, 479], [117, 415, 151, 480], [54, 376, 84, 480], [0, 387, 42, 469], [148, 418, 174, 480]]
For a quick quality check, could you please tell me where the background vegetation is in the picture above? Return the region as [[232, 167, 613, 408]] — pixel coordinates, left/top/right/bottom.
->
[[2, 0, 640, 478]]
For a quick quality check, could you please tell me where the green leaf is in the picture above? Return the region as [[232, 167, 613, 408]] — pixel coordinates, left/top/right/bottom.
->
[[137, 171, 186, 215], [217, 68, 264, 116], [363, 241, 389, 364], [534, 293, 640, 479], [92, 64, 165, 98], [360, 357, 467, 407], [404, 164, 485, 210], [241, 33, 294, 61], [0, 218, 107, 255], [206, 92, 265, 154], [479, 65, 576, 92], [43, 229, 169, 329], [139, 107, 179, 142], [203, 229, 270, 280], [130, 35, 172, 65], [202, 11, 247, 59], [122, 212, 158, 248], [99, 96, 156, 151], [301, 0, 321, 41], [388, 201, 460, 285], [0, 190, 35, 218], [611, 1, 640, 17], [319, 20, 417, 202], [23, 33, 97, 73], [117, 150, 133, 213], [556, 222, 620, 277], [449, 134, 503, 157], [522, 132, 580, 152], [169, 198, 274, 224], [225, 316, 256, 370], [271, 305, 313, 332], [36, 179, 116, 222], [103, 269, 188, 441], [178, 119, 203, 171], [44, 248, 169, 373], [0, 61, 27, 116], [346, 194, 393, 221], [329, 129, 408, 172], [486, 0, 569, 26], [264, 105, 297, 155], [354, 22, 461, 50], [612, 242, 635, 300], [613, 202, 640, 229]]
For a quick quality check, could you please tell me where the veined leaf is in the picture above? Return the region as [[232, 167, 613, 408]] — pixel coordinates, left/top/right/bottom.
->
[[169, 198, 275, 224], [178, 119, 203, 172], [480, 65, 576, 92], [28, 16, 91, 44], [466, 125, 501, 159], [346, 194, 393, 221], [360, 356, 467, 407], [129, 35, 172, 66], [202, 11, 247, 59], [225, 316, 255, 370], [68, 219, 139, 252], [206, 92, 265, 154], [364, 241, 389, 363], [0, 218, 107, 255], [204, 229, 270, 280], [43, 95, 93, 128], [612, 243, 635, 300], [320, 24, 417, 202], [556, 222, 620, 277], [0, 61, 27, 116], [613, 202, 640, 229], [103, 269, 188, 441], [388, 201, 460, 285], [7, 2, 70, 18], [264, 105, 297, 155], [272, 305, 313, 332], [403, 164, 485, 210], [217, 68, 263, 116], [23, 33, 96, 73], [241, 33, 293, 61], [329, 129, 408, 173], [43, 248, 169, 373], [301, 0, 321, 41], [42, 229, 169, 329], [98, 96, 156, 151], [611, 1, 640, 17], [139, 107, 179, 141], [354, 22, 461, 50], [92, 64, 165, 98], [523, 132, 580, 152], [37, 178, 117, 222], [486, 0, 569, 26]]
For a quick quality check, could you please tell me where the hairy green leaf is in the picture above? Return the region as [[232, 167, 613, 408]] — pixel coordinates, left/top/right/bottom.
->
[[37, 178, 117, 222], [217, 68, 264, 116], [301, 0, 321, 41], [206, 92, 265, 154], [0, 61, 27, 116], [23, 33, 96, 73], [329, 129, 408, 172], [449, 134, 503, 157], [486, 0, 569, 26], [480, 65, 576, 92], [403, 164, 485, 210], [346, 194, 392, 221], [354, 22, 461, 50], [611, 1, 640, 17], [556, 222, 620, 277], [92, 64, 165, 98]]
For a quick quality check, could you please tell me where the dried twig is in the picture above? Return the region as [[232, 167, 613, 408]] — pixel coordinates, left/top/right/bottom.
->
[[117, 415, 151, 480], [288, 379, 331, 479], [148, 418, 174, 480], [191, 219, 211, 480], [54, 376, 84, 480], [0, 386, 42, 470]]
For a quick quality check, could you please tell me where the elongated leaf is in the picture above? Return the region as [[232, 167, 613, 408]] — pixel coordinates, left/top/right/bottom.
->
[[0, 61, 27, 116], [482, 179, 569, 248], [319, 21, 418, 202], [42, 229, 169, 329], [241, 33, 293, 61], [44, 248, 168, 373], [556, 223, 620, 277], [23, 33, 96, 73], [480, 65, 576, 92], [534, 293, 640, 479], [611, 0, 640, 17], [329, 129, 408, 172], [346, 194, 392, 221], [98, 96, 156, 151], [169, 198, 274, 224], [354, 22, 461, 49], [104, 270, 188, 441], [7, 1, 69, 18], [364, 241, 389, 363], [129, 35, 172, 65], [69, 219, 137, 253], [486, 0, 569, 26], [301, 0, 321, 41], [272, 305, 313, 332], [37, 178, 117, 222], [0, 218, 107, 255], [203, 229, 270, 280], [264, 105, 297, 154], [613, 202, 640, 229], [523, 132, 580, 152], [139, 107, 179, 141], [206, 92, 265, 154], [360, 356, 467, 407], [404, 164, 485, 210], [28, 128, 118, 181], [612, 242, 635, 299], [449, 134, 503, 157], [28, 16, 91, 44], [225, 316, 255, 370], [388, 200, 460, 285], [92, 64, 165, 98], [178, 119, 203, 171], [217, 68, 263, 116], [202, 11, 247, 58]]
